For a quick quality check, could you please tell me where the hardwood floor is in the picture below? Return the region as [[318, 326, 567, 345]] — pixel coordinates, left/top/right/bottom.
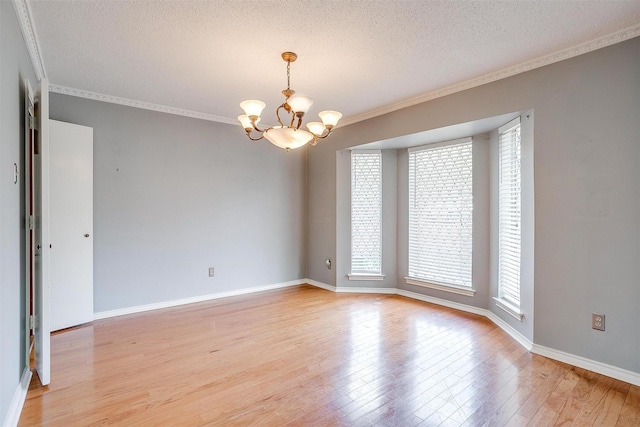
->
[[19, 285, 639, 426]]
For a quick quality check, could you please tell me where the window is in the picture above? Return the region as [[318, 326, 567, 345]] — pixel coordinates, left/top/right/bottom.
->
[[406, 138, 473, 294], [497, 118, 522, 310], [350, 151, 382, 278]]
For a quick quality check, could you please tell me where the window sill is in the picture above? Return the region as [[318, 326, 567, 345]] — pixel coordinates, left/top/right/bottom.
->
[[348, 274, 385, 281], [493, 297, 524, 321], [404, 277, 475, 297]]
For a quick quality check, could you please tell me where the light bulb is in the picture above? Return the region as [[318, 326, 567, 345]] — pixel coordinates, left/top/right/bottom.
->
[[240, 100, 266, 117], [306, 121, 326, 136], [287, 95, 313, 114], [318, 110, 342, 128], [237, 115, 254, 130]]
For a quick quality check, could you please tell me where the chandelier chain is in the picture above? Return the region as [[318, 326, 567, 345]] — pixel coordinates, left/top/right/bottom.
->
[[287, 60, 291, 91]]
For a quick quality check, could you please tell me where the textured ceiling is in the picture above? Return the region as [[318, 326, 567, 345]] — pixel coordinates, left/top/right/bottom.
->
[[27, 0, 640, 127]]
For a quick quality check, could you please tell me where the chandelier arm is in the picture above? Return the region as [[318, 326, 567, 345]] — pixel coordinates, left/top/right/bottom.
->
[[246, 131, 264, 141], [275, 104, 286, 127], [295, 116, 304, 130], [251, 123, 266, 133], [314, 128, 334, 140]]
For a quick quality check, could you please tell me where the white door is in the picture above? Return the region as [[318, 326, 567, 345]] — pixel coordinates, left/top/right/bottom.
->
[[49, 120, 94, 331], [24, 79, 34, 370], [34, 78, 51, 385]]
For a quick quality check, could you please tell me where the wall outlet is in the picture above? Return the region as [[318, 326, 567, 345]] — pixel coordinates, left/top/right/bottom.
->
[[208, 267, 215, 277], [592, 313, 605, 331]]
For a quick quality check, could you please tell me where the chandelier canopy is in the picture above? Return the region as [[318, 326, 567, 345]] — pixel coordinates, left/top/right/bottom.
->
[[238, 52, 342, 151]]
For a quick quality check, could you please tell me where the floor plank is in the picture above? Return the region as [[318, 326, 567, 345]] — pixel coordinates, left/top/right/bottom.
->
[[18, 285, 638, 426]]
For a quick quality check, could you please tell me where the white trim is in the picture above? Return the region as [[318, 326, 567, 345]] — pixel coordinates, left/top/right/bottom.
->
[[304, 279, 336, 292], [532, 344, 640, 387], [404, 277, 476, 297], [49, 85, 238, 125], [485, 311, 532, 351], [347, 274, 385, 281], [94, 279, 305, 320], [12, 0, 46, 80], [396, 288, 487, 317], [493, 297, 524, 321], [339, 23, 640, 127], [3, 367, 32, 427], [336, 286, 396, 294]]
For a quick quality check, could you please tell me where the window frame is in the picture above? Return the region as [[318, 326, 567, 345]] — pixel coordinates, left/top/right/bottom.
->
[[349, 150, 384, 280], [404, 137, 475, 296], [494, 117, 524, 320]]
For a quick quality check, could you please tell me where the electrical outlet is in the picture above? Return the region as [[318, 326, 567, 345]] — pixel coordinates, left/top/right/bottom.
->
[[592, 313, 605, 331], [208, 267, 215, 277]]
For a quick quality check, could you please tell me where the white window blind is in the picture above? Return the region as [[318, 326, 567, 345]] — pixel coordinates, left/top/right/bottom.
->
[[351, 151, 382, 275], [498, 118, 522, 306], [408, 139, 473, 288]]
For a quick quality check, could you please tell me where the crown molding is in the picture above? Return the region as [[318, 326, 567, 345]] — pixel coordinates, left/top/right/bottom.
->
[[49, 85, 238, 125], [339, 23, 640, 127], [12, 0, 46, 80], [13, 0, 639, 127]]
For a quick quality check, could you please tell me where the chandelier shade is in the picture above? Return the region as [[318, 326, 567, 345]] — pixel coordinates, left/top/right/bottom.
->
[[239, 100, 266, 118], [264, 127, 314, 150], [238, 52, 342, 151]]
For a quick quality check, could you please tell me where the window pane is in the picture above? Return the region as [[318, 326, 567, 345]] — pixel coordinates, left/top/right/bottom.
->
[[408, 140, 473, 287], [498, 121, 522, 306], [351, 152, 382, 274]]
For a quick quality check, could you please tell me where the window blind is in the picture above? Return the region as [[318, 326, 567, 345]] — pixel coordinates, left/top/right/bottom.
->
[[351, 151, 382, 275], [498, 118, 522, 306], [408, 139, 473, 287]]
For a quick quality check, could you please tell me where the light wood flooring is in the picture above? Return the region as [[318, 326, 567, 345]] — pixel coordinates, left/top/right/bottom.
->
[[19, 284, 640, 426]]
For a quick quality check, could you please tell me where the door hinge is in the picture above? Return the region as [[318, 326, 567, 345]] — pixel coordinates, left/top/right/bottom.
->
[[29, 215, 35, 230], [29, 315, 35, 330], [29, 116, 38, 130]]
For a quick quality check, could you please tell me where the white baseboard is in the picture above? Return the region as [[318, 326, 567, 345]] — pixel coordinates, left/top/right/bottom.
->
[[304, 279, 336, 292], [485, 311, 533, 351], [94, 279, 305, 320], [305, 280, 638, 386], [396, 288, 487, 316], [4, 367, 32, 427], [532, 344, 640, 386]]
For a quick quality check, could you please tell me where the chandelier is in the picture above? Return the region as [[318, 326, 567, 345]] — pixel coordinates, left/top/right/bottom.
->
[[238, 52, 342, 151]]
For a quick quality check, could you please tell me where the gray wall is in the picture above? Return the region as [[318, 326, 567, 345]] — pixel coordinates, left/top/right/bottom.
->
[[0, 2, 38, 423], [307, 37, 640, 373], [50, 94, 307, 312]]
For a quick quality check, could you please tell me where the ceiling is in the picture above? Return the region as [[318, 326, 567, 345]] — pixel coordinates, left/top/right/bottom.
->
[[25, 0, 640, 128]]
